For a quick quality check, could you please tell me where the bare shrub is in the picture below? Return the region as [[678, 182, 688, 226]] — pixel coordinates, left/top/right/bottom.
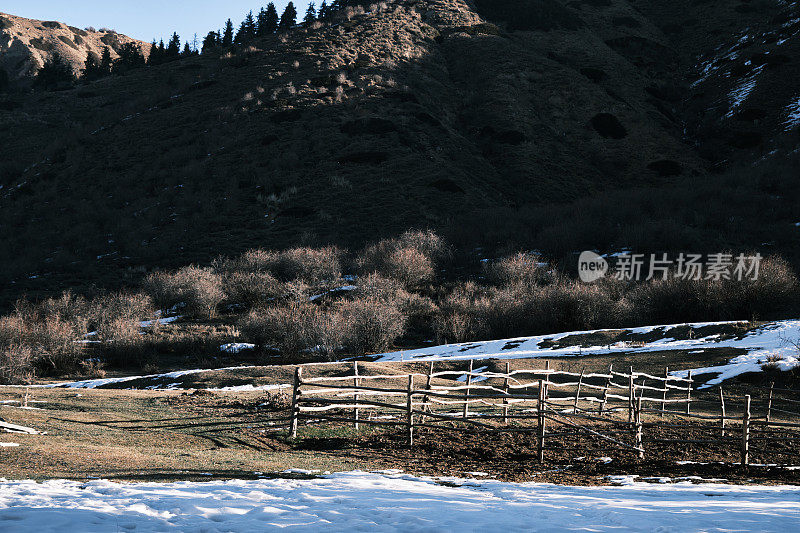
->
[[240, 301, 342, 360], [716, 255, 798, 320], [627, 277, 717, 324], [224, 246, 341, 285], [0, 344, 35, 384], [222, 270, 283, 308], [397, 229, 449, 261], [30, 317, 87, 373], [357, 273, 437, 337], [487, 252, 554, 287], [760, 354, 784, 372], [338, 296, 406, 355], [357, 230, 448, 289], [142, 270, 184, 313], [275, 246, 342, 283], [144, 267, 224, 318], [0, 297, 89, 375], [436, 279, 620, 343], [434, 282, 493, 343], [89, 292, 155, 367], [80, 358, 106, 379], [41, 291, 89, 324]]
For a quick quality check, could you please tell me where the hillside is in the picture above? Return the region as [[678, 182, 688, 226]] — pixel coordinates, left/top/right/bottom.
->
[[0, 12, 148, 84], [1, 0, 800, 305]]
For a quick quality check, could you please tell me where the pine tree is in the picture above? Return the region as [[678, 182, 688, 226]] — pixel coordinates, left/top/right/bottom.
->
[[148, 41, 159, 65], [222, 19, 234, 46], [182, 43, 192, 56], [33, 52, 75, 90], [82, 52, 104, 82], [202, 31, 220, 52], [256, 7, 268, 36], [167, 33, 181, 58], [100, 47, 113, 74], [114, 42, 146, 73], [318, 0, 330, 21], [236, 11, 257, 44], [262, 3, 280, 34], [303, 2, 318, 25], [279, 2, 298, 31]]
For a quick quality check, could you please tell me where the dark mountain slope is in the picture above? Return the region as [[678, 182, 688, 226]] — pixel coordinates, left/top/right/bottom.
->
[[1, 0, 799, 305]]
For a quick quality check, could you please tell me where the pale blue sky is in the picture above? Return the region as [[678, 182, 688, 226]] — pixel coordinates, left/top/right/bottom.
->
[[3, 1, 298, 46]]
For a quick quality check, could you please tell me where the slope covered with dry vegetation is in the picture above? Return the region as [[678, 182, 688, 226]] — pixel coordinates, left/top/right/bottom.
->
[[1, 0, 800, 314]]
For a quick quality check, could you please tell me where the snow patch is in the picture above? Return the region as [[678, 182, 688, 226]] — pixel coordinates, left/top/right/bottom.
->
[[374, 319, 800, 388]]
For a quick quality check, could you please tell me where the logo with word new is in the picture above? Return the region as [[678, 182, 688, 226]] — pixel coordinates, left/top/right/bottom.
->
[[578, 251, 608, 283]]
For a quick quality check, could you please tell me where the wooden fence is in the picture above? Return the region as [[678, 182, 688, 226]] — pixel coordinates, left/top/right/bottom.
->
[[286, 360, 800, 465]]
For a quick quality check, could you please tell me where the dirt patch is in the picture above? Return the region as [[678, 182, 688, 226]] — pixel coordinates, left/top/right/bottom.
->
[[295, 423, 800, 485]]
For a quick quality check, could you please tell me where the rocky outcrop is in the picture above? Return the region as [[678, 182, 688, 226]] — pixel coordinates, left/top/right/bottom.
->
[[0, 12, 148, 84]]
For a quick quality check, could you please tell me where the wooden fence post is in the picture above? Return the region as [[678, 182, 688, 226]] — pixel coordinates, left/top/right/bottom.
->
[[407, 374, 415, 448], [741, 395, 751, 466], [544, 360, 550, 398], [661, 366, 669, 417], [353, 361, 360, 431], [502, 361, 510, 424], [599, 364, 613, 415], [719, 387, 726, 437], [628, 366, 635, 424], [537, 379, 546, 463], [766, 382, 774, 424], [686, 370, 693, 415], [463, 359, 473, 419], [423, 360, 434, 413], [635, 395, 644, 459], [574, 369, 584, 413], [290, 366, 302, 438]]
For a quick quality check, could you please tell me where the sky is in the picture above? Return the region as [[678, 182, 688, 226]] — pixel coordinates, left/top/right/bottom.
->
[[2, 1, 296, 45]]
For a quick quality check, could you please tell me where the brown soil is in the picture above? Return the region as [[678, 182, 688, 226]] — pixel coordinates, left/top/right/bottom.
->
[[293, 422, 800, 486]]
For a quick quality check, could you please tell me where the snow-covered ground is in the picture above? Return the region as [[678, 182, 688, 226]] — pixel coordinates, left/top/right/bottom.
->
[[375, 320, 800, 388], [30, 366, 288, 392], [0, 471, 797, 532]]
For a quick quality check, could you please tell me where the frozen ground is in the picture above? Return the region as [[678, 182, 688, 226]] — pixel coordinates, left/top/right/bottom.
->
[[0, 471, 798, 532]]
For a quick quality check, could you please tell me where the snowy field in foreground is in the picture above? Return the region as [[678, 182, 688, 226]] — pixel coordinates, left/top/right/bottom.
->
[[0, 472, 799, 532]]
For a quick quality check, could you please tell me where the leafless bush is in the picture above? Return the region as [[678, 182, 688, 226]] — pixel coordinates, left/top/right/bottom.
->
[[338, 296, 406, 355], [224, 247, 342, 285], [80, 358, 106, 379], [0, 344, 35, 384], [276, 247, 342, 283], [716, 255, 798, 320], [240, 301, 342, 360], [357, 230, 448, 289], [486, 252, 554, 287], [30, 317, 87, 373], [434, 282, 493, 343], [144, 266, 224, 318], [436, 279, 620, 343], [88, 292, 155, 367], [397, 229, 450, 261], [760, 354, 784, 372], [222, 270, 283, 308]]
